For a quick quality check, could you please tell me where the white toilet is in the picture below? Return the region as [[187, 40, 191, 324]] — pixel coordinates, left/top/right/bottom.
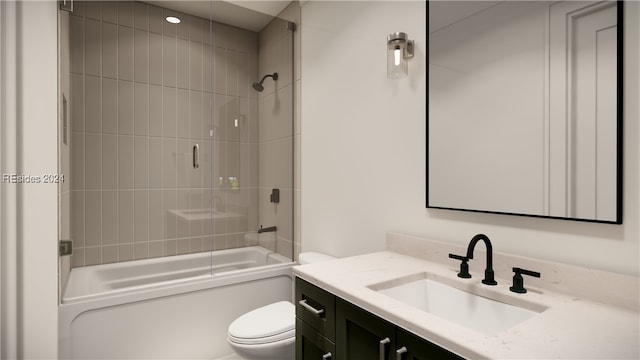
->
[[227, 252, 336, 360]]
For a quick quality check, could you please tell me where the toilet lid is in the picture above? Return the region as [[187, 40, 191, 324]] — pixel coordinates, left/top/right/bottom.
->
[[228, 301, 295, 345]]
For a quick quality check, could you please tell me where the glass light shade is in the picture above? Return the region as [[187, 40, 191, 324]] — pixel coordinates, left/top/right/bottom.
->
[[387, 32, 412, 79], [387, 44, 408, 79]]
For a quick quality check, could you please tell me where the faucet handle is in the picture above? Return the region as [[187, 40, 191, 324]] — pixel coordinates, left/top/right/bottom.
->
[[448, 253, 471, 279], [510, 267, 541, 294]]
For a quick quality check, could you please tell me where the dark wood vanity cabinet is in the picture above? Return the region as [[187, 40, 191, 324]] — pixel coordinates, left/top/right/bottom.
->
[[295, 277, 465, 360], [335, 298, 464, 360]]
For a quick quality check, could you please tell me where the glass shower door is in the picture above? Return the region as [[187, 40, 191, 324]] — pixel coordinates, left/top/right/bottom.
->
[[204, 3, 296, 264], [61, 0, 294, 273]]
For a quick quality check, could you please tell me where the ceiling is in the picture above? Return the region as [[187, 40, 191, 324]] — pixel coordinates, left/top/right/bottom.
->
[[143, 0, 292, 32]]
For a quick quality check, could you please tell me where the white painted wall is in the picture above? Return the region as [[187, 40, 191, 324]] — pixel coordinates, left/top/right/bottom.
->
[[2, 1, 59, 357], [301, 1, 640, 276], [0, 2, 20, 357]]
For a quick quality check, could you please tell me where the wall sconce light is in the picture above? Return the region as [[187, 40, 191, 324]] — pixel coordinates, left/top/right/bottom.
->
[[387, 32, 414, 79]]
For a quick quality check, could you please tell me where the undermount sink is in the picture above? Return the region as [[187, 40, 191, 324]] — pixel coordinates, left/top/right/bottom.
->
[[369, 273, 545, 336]]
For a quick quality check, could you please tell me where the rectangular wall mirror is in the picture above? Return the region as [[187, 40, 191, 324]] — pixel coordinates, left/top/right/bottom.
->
[[427, 0, 623, 224]]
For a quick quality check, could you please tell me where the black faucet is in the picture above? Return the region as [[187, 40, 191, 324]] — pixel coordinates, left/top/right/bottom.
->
[[466, 234, 497, 285], [257, 225, 277, 234]]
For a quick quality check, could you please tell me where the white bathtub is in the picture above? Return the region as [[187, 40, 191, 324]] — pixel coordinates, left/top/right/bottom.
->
[[59, 246, 295, 359]]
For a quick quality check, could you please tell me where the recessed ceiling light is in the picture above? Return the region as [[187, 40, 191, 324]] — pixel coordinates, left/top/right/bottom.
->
[[166, 16, 180, 24]]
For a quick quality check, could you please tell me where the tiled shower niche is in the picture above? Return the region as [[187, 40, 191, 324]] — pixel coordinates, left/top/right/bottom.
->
[[65, 1, 295, 267]]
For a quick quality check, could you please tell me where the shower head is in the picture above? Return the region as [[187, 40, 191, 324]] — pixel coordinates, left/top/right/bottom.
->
[[251, 82, 264, 92], [252, 72, 278, 92]]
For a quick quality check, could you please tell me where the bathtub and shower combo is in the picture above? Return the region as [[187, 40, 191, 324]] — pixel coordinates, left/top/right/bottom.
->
[[57, 1, 297, 358]]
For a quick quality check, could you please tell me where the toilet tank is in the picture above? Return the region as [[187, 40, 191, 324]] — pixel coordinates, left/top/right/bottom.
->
[[298, 252, 336, 265]]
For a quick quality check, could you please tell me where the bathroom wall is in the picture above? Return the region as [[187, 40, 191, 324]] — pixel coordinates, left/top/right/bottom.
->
[[300, 1, 640, 276], [69, 1, 260, 267], [256, 1, 301, 259], [1, 1, 59, 356]]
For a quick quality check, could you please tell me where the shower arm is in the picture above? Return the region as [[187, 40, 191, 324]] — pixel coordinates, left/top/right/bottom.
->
[[259, 73, 278, 83]]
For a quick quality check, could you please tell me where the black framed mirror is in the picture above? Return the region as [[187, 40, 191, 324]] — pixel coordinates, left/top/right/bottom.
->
[[427, 0, 623, 224]]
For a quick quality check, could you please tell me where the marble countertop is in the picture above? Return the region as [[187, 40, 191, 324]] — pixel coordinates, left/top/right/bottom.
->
[[293, 234, 639, 359]]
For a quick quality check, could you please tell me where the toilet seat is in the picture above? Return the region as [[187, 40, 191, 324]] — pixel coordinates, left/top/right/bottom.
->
[[228, 301, 295, 345]]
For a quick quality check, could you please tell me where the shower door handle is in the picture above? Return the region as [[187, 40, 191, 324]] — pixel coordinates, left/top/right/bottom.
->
[[193, 144, 199, 169]]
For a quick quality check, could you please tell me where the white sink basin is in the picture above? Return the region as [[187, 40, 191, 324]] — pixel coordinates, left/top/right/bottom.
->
[[370, 274, 545, 335]]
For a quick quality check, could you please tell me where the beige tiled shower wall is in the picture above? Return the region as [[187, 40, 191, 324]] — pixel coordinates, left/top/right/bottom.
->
[[256, 2, 300, 260], [69, 1, 262, 267]]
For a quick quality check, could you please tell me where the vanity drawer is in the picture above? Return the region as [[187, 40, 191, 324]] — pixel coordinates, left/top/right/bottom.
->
[[295, 277, 336, 341]]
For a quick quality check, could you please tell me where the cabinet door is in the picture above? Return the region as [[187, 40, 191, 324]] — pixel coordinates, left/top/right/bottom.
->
[[336, 298, 396, 360], [296, 318, 336, 360], [396, 328, 465, 360]]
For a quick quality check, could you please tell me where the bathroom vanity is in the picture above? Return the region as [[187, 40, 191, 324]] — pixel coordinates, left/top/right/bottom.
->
[[296, 277, 462, 359], [293, 233, 639, 359]]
